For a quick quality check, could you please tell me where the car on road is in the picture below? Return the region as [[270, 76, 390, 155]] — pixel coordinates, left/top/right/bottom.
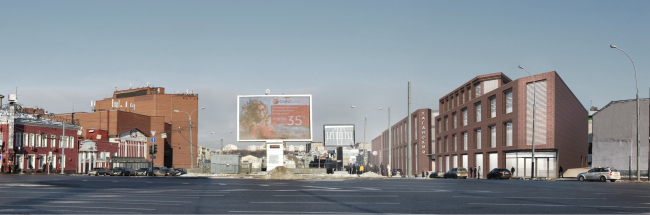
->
[[175, 168, 187, 175], [429, 171, 445, 178], [152, 166, 178, 176], [88, 167, 108, 176], [577, 167, 621, 182], [109, 167, 135, 176], [135, 168, 152, 176], [391, 169, 403, 176], [486, 168, 512, 179], [444, 168, 468, 179]]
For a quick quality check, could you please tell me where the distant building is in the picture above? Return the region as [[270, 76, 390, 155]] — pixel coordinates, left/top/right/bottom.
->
[[591, 99, 649, 173]]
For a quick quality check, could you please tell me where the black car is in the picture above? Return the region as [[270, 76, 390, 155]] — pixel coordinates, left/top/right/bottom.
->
[[109, 167, 135, 176], [175, 168, 187, 175], [486, 168, 512, 179], [88, 167, 108, 176], [135, 168, 152, 176]]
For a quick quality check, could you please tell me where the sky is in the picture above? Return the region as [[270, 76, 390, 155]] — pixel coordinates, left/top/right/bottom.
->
[[1, 1, 648, 151]]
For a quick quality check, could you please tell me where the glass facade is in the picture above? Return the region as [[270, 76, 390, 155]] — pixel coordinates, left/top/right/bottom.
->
[[505, 152, 557, 178]]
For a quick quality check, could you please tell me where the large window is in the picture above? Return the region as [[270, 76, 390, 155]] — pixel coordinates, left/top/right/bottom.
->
[[475, 83, 482, 98], [42, 135, 48, 148], [463, 132, 468, 151], [453, 134, 457, 151], [490, 126, 496, 148], [505, 122, 513, 146], [462, 109, 468, 126], [505, 90, 513, 113], [437, 119, 442, 133], [445, 136, 449, 152], [453, 113, 457, 129], [36, 134, 41, 147], [445, 116, 448, 131], [476, 129, 482, 149], [490, 97, 496, 118], [24, 133, 29, 147], [475, 103, 482, 122]]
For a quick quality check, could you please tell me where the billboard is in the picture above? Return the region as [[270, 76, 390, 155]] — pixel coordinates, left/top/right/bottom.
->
[[237, 95, 312, 142], [324, 124, 355, 147]]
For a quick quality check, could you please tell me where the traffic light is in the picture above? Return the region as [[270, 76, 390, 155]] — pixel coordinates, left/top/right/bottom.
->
[[149, 145, 154, 155], [154, 144, 158, 154]]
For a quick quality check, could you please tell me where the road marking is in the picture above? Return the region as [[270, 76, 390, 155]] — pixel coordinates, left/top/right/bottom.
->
[[455, 196, 606, 200], [469, 203, 566, 207], [230, 211, 349, 214], [251, 202, 399, 204], [0, 204, 156, 210], [273, 195, 399, 197]]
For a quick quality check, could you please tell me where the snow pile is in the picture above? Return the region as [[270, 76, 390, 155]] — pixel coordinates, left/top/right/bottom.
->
[[264, 166, 304, 180], [359, 172, 383, 178]]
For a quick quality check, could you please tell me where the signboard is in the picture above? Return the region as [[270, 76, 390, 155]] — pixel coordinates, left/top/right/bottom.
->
[[324, 125, 355, 146], [151, 137, 156, 143], [237, 95, 312, 142]]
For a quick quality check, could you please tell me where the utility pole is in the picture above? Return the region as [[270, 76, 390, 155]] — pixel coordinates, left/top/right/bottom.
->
[[407, 82, 412, 177]]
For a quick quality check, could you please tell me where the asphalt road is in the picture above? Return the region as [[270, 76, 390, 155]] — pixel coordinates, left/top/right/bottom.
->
[[0, 174, 648, 214]]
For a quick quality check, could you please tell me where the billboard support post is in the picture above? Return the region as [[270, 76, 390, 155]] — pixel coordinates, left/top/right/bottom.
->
[[265, 141, 284, 171]]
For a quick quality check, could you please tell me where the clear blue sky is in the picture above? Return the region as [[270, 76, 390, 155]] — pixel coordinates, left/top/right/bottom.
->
[[1, 1, 648, 150]]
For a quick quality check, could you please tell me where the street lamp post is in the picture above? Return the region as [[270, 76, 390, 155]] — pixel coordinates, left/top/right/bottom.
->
[[518, 65, 536, 179], [610, 44, 641, 181], [174, 107, 205, 169], [351, 106, 383, 166]]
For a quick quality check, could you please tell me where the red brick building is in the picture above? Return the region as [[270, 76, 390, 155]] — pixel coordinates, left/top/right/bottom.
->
[[434, 71, 587, 178], [69, 87, 199, 169]]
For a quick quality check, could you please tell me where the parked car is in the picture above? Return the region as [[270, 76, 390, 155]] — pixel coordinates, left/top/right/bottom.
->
[[391, 169, 403, 176], [487, 168, 512, 179], [444, 168, 468, 179], [166, 168, 178, 176], [88, 167, 108, 176], [152, 166, 177, 176], [577, 167, 621, 182], [109, 167, 135, 176], [135, 168, 152, 176], [175, 168, 187, 175], [429, 171, 445, 178]]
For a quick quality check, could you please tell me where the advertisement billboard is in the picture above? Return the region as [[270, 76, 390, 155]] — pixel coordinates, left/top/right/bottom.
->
[[324, 124, 355, 147], [237, 95, 312, 142]]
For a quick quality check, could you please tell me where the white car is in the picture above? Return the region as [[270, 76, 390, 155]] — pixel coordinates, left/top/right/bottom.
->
[[577, 167, 620, 182]]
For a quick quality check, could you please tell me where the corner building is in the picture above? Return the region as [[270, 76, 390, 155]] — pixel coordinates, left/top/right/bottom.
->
[[434, 72, 587, 178]]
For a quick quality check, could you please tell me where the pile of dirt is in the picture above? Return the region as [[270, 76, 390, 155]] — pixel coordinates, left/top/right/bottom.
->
[[264, 166, 304, 180]]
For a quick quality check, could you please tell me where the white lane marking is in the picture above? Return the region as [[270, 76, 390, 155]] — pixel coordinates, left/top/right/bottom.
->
[[273, 195, 399, 197], [0, 204, 156, 210], [469, 203, 566, 207], [455, 196, 606, 200], [230, 211, 348, 214], [251, 202, 399, 204]]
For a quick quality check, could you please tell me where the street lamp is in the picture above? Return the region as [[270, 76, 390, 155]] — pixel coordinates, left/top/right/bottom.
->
[[351, 106, 383, 166], [518, 65, 536, 179], [610, 44, 641, 181], [174, 107, 205, 169]]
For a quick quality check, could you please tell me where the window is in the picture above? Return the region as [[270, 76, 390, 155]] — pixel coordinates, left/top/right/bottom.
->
[[475, 83, 482, 98], [490, 126, 496, 148], [476, 129, 482, 149], [462, 109, 467, 126], [437, 119, 442, 133], [505, 122, 513, 146], [463, 132, 468, 151], [69, 136, 74, 149], [505, 90, 513, 113], [456, 94, 460, 106], [15, 132, 22, 147], [24, 133, 29, 147], [453, 135, 457, 151], [438, 138, 442, 154], [453, 113, 457, 129], [59, 136, 64, 148], [52, 135, 57, 148], [42, 135, 47, 148], [462, 91, 465, 104], [475, 103, 482, 122], [445, 136, 449, 152], [445, 116, 448, 131], [36, 134, 41, 147], [490, 97, 496, 118], [29, 133, 35, 147]]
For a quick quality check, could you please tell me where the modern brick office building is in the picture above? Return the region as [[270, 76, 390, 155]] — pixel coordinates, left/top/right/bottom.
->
[[434, 71, 587, 178]]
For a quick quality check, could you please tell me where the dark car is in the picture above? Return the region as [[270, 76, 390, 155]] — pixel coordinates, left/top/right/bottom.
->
[[135, 168, 152, 176], [88, 167, 108, 176], [109, 167, 135, 176], [175, 168, 187, 175], [429, 171, 445, 178], [152, 166, 177, 176], [487, 168, 512, 179], [443, 168, 468, 179]]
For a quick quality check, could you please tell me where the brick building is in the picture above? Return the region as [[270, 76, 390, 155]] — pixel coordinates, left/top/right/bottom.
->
[[371, 109, 438, 176], [434, 71, 587, 178]]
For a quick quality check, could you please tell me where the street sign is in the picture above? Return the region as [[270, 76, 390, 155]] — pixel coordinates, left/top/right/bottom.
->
[[151, 137, 156, 143], [161, 133, 167, 138], [151, 155, 156, 159], [151, 131, 157, 136]]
